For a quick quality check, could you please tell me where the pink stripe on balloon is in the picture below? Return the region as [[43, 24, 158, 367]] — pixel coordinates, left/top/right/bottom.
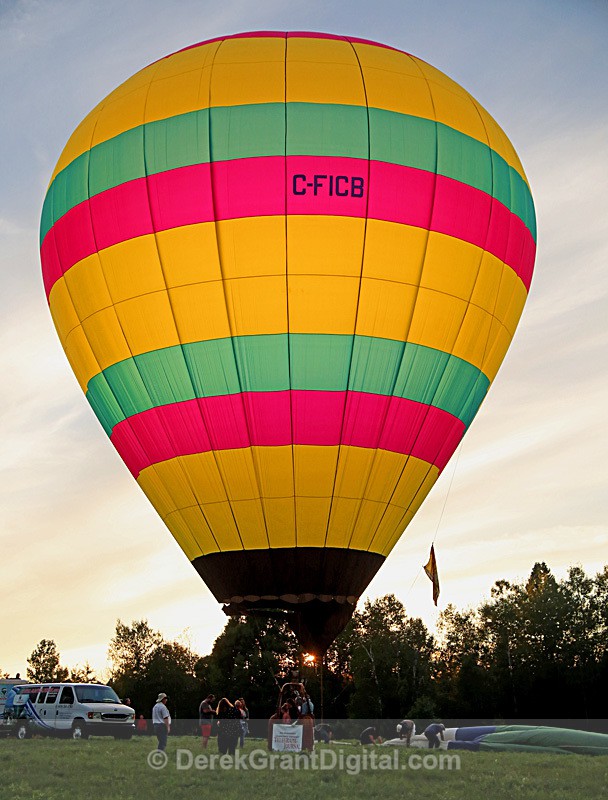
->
[[286, 31, 403, 51], [431, 174, 492, 245], [287, 157, 369, 218], [41, 156, 535, 299], [148, 163, 214, 230], [110, 390, 464, 478], [161, 31, 404, 64], [41, 227, 62, 297], [91, 178, 155, 251], [214, 159, 286, 219], [367, 161, 435, 229], [47, 200, 97, 288], [291, 390, 346, 445], [242, 391, 292, 444]]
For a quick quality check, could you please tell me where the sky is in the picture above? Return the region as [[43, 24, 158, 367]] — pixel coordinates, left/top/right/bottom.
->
[[1, 0, 607, 678]]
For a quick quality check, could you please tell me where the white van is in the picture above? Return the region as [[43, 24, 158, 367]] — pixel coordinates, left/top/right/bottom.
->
[[9, 683, 135, 740]]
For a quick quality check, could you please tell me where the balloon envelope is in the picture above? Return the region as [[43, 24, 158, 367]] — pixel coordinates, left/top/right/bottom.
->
[[41, 31, 535, 653]]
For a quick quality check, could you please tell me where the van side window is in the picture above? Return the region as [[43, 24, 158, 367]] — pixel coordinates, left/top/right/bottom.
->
[[46, 686, 60, 704], [37, 688, 48, 703], [59, 686, 74, 704]]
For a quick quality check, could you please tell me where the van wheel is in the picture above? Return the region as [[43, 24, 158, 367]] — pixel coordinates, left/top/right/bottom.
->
[[15, 722, 31, 740], [72, 722, 89, 740]]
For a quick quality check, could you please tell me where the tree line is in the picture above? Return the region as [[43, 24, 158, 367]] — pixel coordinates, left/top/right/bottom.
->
[[12, 562, 608, 722]]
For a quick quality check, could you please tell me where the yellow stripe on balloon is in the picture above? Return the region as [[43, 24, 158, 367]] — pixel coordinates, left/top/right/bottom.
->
[[216, 216, 287, 278], [145, 456, 229, 524], [223, 275, 289, 334], [48, 278, 81, 344], [286, 37, 366, 105], [62, 326, 102, 392], [262, 497, 297, 549], [155, 222, 222, 283], [161, 509, 214, 561], [167, 506, 222, 557], [191, 501, 242, 551], [50, 215, 526, 388], [51, 37, 284, 181], [229, 498, 270, 549], [287, 216, 365, 277], [362, 218, 429, 284], [139, 446, 440, 557], [351, 461, 438, 552], [352, 44, 437, 127], [293, 446, 338, 546], [409, 57, 528, 183], [333, 446, 377, 499], [64, 252, 113, 321], [99, 234, 167, 303], [50, 35, 528, 187], [139, 448, 298, 554], [216, 448, 267, 502], [143, 65, 213, 128], [346, 499, 391, 551], [293, 497, 331, 548], [151, 41, 218, 79], [59, 280, 521, 389], [49, 44, 203, 183], [372, 472, 438, 555], [48, 99, 104, 186], [168, 281, 233, 343], [328, 450, 439, 551], [210, 36, 287, 107], [113, 291, 181, 355], [91, 84, 150, 153], [475, 102, 528, 186], [80, 305, 135, 369], [288, 274, 361, 335]]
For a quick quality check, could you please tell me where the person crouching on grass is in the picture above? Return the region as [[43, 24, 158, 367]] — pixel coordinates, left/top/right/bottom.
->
[[397, 719, 415, 746], [423, 722, 446, 749], [152, 692, 171, 752]]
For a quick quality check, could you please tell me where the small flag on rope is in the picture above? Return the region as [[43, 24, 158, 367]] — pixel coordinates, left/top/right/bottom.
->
[[423, 545, 440, 606]]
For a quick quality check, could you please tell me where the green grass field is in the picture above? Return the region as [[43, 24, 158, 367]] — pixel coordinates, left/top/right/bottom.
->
[[2, 735, 607, 800]]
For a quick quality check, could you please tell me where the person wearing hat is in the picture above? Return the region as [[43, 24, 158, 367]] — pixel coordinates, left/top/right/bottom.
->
[[152, 692, 171, 751]]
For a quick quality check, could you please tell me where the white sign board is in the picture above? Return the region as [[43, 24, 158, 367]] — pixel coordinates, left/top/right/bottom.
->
[[271, 723, 303, 752]]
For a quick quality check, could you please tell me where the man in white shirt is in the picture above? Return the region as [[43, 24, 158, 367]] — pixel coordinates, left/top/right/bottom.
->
[[152, 692, 171, 751]]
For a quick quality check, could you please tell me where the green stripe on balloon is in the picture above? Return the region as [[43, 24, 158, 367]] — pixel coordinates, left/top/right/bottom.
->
[[40, 103, 535, 244], [86, 333, 489, 436]]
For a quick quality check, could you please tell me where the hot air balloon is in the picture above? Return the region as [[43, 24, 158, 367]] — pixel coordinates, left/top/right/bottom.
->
[[40, 31, 536, 654]]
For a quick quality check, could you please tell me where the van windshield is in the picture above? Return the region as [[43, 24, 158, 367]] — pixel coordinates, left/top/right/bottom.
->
[[74, 685, 120, 704]]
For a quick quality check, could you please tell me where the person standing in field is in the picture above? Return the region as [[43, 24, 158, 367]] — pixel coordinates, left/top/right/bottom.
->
[[235, 698, 249, 749], [152, 692, 171, 752], [199, 694, 216, 749], [216, 697, 241, 756]]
